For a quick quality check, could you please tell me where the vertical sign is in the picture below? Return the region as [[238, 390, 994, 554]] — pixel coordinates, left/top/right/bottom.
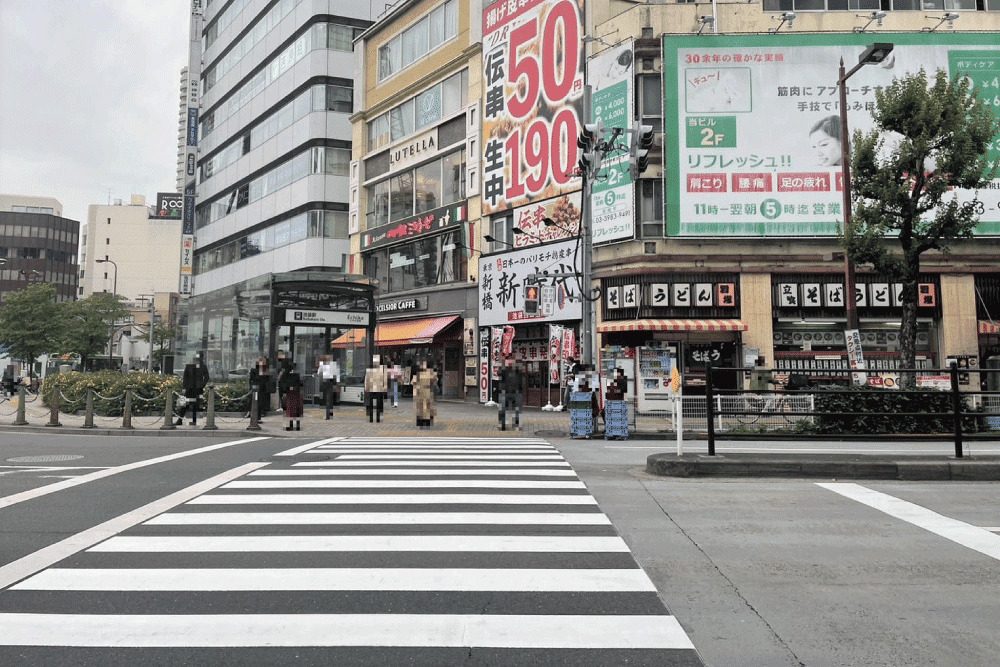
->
[[481, 0, 585, 216], [548, 324, 563, 384], [491, 326, 503, 382], [479, 327, 491, 403], [588, 39, 635, 244], [180, 0, 204, 296], [845, 328, 868, 386]]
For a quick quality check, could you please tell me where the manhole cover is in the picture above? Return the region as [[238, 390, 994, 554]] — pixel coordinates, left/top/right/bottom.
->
[[7, 455, 85, 463]]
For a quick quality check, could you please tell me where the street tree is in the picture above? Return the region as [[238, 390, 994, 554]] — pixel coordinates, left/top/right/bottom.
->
[[0, 283, 63, 372], [57, 292, 131, 370], [136, 320, 178, 370], [844, 68, 1000, 385]]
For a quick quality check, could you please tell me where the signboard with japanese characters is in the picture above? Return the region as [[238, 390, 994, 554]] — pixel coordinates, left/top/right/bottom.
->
[[361, 201, 467, 250], [622, 284, 638, 308], [663, 34, 1000, 237], [869, 283, 891, 307], [605, 286, 621, 309], [588, 39, 635, 244], [779, 283, 798, 308], [802, 283, 822, 308], [673, 283, 691, 307], [479, 327, 491, 402], [694, 283, 713, 307], [481, 0, 585, 216], [511, 195, 580, 248], [478, 239, 583, 326], [652, 283, 671, 307], [825, 283, 844, 307], [716, 283, 736, 307]]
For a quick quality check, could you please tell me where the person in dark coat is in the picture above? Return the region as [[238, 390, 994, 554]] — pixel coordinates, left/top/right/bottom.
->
[[2, 366, 15, 397], [248, 356, 272, 421], [497, 359, 525, 431], [281, 362, 304, 431], [275, 350, 292, 407], [176, 353, 210, 425]]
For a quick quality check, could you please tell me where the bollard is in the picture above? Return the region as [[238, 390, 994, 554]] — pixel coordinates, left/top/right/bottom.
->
[[705, 365, 716, 456], [83, 388, 96, 428], [247, 389, 261, 431], [203, 386, 218, 430], [13, 385, 27, 426], [46, 386, 62, 427], [951, 362, 963, 458], [122, 389, 134, 429], [161, 391, 176, 430]]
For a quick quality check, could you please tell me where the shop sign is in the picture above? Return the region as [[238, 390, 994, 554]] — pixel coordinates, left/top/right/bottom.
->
[[478, 239, 582, 326], [779, 283, 799, 308], [377, 298, 423, 314], [389, 128, 439, 171], [870, 283, 890, 307], [491, 327, 503, 381], [512, 196, 581, 248], [825, 284, 844, 307], [845, 328, 868, 386], [152, 193, 183, 219], [673, 284, 691, 307], [479, 327, 491, 402], [694, 283, 713, 307], [548, 325, 563, 384], [802, 283, 822, 308], [285, 309, 371, 327], [685, 342, 735, 366], [361, 201, 467, 250], [464, 318, 477, 356], [717, 283, 736, 307]]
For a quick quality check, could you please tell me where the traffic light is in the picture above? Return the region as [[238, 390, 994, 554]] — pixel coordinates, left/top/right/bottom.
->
[[629, 122, 654, 179], [524, 284, 539, 316], [576, 121, 604, 178]]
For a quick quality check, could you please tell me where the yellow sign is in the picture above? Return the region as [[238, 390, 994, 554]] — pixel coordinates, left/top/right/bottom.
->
[[671, 367, 681, 393]]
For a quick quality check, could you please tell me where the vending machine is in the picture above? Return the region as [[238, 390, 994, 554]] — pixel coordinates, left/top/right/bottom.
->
[[637, 343, 678, 413], [599, 346, 636, 399]]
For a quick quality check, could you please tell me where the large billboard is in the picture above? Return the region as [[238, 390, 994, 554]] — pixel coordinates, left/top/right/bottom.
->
[[588, 39, 635, 244], [478, 239, 583, 327], [663, 34, 1000, 237], [481, 0, 585, 216], [152, 193, 183, 219]]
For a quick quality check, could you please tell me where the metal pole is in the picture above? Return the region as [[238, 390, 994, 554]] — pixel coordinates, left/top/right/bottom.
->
[[148, 296, 155, 373], [951, 362, 964, 458], [706, 365, 716, 456], [580, 85, 595, 370], [247, 389, 261, 431]]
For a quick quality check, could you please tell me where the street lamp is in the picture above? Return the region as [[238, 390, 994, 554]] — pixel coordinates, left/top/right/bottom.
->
[[838, 42, 893, 385], [96, 257, 119, 368]]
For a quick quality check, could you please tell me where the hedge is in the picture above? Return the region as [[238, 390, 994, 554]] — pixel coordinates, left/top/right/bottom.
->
[[810, 385, 987, 435]]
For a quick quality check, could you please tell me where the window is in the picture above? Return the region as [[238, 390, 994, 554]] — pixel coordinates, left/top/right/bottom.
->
[[377, 0, 458, 81], [366, 148, 466, 226], [389, 172, 414, 222], [327, 24, 355, 51], [490, 214, 513, 252], [367, 180, 390, 228], [415, 161, 442, 214], [367, 69, 467, 151], [639, 179, 664, 238], [363, 230, 465, 293], [324, 86, 353, 113], [640, 74, 663, 132]]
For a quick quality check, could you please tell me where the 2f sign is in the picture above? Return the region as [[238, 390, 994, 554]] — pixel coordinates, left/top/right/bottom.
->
[[686, 116, 737, 149]]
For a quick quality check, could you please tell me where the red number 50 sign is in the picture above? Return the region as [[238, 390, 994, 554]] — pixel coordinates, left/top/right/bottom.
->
[[481, 0, 584, 215]]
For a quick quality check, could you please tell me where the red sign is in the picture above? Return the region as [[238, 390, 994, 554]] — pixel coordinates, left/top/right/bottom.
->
[[731, 173, 772, 193], [777, 173, 831, 192], [686, 173, 727, 192]]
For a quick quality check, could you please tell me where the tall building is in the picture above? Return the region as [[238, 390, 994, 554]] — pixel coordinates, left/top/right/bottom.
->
[[176, 0, 374, 380], [0, 194, 79, 304], [79, 194, 183, 302]]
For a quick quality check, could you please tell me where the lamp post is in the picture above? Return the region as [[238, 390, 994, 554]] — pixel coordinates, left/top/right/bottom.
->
[[838, 42, 893, 386], [96, 257, 119, 368]]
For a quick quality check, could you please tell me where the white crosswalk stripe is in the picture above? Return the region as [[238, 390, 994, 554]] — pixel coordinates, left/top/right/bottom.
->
[[0, 437, 702, 665]]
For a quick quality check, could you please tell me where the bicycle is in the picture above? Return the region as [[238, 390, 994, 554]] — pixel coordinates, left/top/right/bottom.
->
[[736, 389, 798, 426]]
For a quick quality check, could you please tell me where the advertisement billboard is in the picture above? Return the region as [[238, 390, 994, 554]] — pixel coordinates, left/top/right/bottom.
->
[[478, 238, 583, 327], [481, 0, 585, 216], [152, 193, 183, 219], [588, 39, 635, 244], [662, 33, 1000, 237]]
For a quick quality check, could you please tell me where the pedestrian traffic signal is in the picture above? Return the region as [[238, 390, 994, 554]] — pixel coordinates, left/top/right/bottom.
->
[[524, 284, 539, 316]]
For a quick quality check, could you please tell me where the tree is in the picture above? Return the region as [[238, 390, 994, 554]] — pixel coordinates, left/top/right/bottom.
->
[[0, 283, 63, 371], [57, 293, 131, 370], [844, 68, 1000, 386], [136, 320, 178, 369]]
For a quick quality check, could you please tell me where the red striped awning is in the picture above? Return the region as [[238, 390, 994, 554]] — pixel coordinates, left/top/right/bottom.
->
[[330, 315, 460, 349], [979, 320, 1000, 335], [598, 319, 748, 333]]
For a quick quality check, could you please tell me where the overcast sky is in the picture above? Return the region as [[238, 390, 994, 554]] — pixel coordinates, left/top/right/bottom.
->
[[0, 2, 190, 224]]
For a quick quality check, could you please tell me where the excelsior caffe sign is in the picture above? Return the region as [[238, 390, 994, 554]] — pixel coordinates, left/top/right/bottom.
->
[[282, 309, 371, 327]]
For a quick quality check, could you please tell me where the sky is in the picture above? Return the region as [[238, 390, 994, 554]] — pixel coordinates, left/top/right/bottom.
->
[[0, 2, 190, 224]]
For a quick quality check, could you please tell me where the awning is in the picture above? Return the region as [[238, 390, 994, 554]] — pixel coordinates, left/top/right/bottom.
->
[[330, 315, 461, 348], [598, 319, 748, 333], [979, 320, 1000, 335]]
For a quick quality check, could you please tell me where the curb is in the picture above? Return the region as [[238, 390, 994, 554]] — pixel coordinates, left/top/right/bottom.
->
[[646, 453, 1000, 481]]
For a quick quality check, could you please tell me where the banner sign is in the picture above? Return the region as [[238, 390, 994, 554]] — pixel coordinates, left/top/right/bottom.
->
[[180, 235, 194, 276], [152, 193, 183, 219], [180, 0, 203, 296], [478, 239, 583, 326], [845, 328, 868, 386], [491, 326, 503, 381], [479, 327, 491, 402], [361, 201, 468, 250], [512, 195, 580, 248], [561, 327, 575, 360], [481, 0, 585, 215], [501, 325, 516, 357], [662, 33, 1000, 237], [549, 324, 563, 384], [588, 39, 636, 244]]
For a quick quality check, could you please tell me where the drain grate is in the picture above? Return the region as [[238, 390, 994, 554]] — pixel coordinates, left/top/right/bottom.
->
[[7, 454, 85, 463]]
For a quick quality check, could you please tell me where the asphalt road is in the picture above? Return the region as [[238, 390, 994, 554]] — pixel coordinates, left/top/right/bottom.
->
[[1, 431, 999, 666]]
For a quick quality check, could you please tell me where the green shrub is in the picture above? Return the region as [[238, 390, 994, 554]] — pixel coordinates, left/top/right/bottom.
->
[[812, 385, 985, 435]]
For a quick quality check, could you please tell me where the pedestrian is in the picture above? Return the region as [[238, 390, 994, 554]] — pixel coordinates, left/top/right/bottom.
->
[[560, 357, 580, 411], [248, 356, 272, 422], [2, 366, 15, 397], [388, 358, 402, 408], [281, 362, 304, 431], [497, 358, 525, 431], [317, 355, 339, 419], [364, 355, 388, 423], [175, 353, 209, 426], [275, 350, 292, 408], [412, 360, 437, 429]]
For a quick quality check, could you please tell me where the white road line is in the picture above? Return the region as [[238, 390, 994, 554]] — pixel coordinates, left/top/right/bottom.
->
[[0, 613, 694, 649], [274, 438, 343, 456], [0, 462, 267, 590], [145, 512, 610, 526], [0, 437, 270, 510], [222, 480, 587, 489], [314, 448, 557, 454], [293, 461, 571, 468], [818, 483, 1000, 562], [330, 454, 566, 460], [187, 493, 596, 505], [314, 444, 555, 449], [89, 534, 629, 552], [14, 567, 655, 592], [983, 527, 1000, 532], [249, 469, 580, 477]]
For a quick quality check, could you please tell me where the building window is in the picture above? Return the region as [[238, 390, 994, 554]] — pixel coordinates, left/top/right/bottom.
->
[[378, 0, 458, 82], [490, 214, 513, 253], [363, 230, 466, 293], [639, 74, 663, 133], [368, 70, 467, 151], [366, 148, 466, 227], [639, 179, 664, 238]]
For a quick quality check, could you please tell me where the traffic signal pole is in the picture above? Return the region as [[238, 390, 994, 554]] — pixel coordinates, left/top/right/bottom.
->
[[579, 86, 597, 370]]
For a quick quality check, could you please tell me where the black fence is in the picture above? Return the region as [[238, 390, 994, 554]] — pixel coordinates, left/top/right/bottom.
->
[[704, 365, 1000, 457]]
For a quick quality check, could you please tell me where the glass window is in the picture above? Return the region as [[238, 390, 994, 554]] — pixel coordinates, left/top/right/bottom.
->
[[390, 99, 415, 141], [429, 5, 446, 46], [401, 28, 417, 68], [445, 1, 457, 38], [640, 179, 663, 238], [442, 149, 466, 205], [323, 148, 351, 176], [412, 17, 428, 65], [390, 171, 414, 222], [369, 113, 390, 151], [368, 179, 390, 228], [415, 161, 442, 214], [415, 85, 442, 130], [326, 211, 349, 238], [328, 24, 354, 51], [326, 86, 353, 113], [640, 75, 663, 132], [442, 71, 463, 116]]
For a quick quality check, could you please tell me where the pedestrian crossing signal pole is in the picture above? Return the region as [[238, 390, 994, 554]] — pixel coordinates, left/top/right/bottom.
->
[[576, 87, 604, 370]]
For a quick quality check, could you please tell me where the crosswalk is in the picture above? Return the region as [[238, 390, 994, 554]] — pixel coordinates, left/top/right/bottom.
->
[[0, 437, 702, 665]]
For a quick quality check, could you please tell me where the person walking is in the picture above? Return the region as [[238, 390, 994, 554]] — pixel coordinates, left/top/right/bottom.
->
[[248, 356, 272, 422], [412, 360, 437, 429], [560, 357, 580, 411], [317, 356, 339, 419], [281, 362, 304, 431], [2, 366, 15, 398], [275, 350, 292, 408], [388, 359, 402, 408], [497, 359, 525, 431], [175, 353, 210, 426], [364, 355, 388, 423]]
